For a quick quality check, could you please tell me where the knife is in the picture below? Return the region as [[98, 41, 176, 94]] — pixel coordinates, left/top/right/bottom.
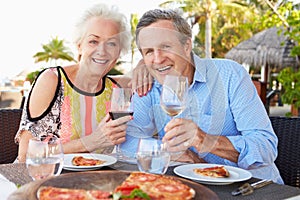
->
[[231, 179, 273, 196]]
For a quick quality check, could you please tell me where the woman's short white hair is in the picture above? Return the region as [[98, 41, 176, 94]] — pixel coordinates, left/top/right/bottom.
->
[[73, 3, 131, 56]]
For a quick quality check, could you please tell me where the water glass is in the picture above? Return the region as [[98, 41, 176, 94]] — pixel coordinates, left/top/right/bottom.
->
[[136, 138, 170, 174], [26, 136, 64, 180]]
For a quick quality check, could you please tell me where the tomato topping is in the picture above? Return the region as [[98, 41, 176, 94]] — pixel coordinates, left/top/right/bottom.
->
[[47, 189, 86, 200], [131, 174, 158, 182], [115, 184, 140, 195], [156, 183, 181, 193], [89, 190, 111, 198]]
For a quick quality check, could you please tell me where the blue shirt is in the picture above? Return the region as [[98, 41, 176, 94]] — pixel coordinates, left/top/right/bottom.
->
[[122, 53, 283, 184]]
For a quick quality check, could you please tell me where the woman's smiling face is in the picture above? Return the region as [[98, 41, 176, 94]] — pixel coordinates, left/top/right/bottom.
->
[[78, 17, 121, 77]]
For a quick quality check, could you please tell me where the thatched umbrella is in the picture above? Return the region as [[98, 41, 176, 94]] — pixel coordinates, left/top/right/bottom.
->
[[225, 27, 299, 74]]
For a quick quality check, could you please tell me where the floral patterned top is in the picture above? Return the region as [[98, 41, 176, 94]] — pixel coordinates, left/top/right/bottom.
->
[[15, 66, 118, 153]]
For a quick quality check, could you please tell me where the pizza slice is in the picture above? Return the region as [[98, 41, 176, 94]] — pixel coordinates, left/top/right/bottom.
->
[[193, 165, 230, 178], [71, 156, 106, 166], [115, 172, 195, 200], [37, 172, 196, 200], [38, 185, 150, 200], [37, 186, 111, 200]]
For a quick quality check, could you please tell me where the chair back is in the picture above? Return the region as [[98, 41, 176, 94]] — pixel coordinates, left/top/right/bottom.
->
[[270, 116, 300, 188], [0, 109, 22, 164], [252, 80, 267, 105]]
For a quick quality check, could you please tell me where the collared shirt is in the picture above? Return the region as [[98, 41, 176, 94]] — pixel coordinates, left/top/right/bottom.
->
[[122, 53, 283, 184]]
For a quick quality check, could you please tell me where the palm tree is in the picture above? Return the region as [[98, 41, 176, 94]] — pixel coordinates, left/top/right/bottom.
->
[[130, 14, 139, 67], [160, 0, 213, 58], [33, 36, 76, 65], [160, 0, 262, 58]]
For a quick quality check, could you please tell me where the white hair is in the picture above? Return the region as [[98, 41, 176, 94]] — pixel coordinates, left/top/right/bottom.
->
[[73, 3, 131, 56]]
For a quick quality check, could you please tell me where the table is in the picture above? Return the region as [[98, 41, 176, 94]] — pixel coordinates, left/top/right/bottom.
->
[[1, 162, 300, 200]]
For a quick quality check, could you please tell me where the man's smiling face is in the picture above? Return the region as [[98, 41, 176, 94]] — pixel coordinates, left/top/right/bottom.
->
[[138, 20, 192, 85]]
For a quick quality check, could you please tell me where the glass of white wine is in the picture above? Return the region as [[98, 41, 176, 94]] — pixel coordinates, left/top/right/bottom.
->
[[26, 135, 64, 180], [136, 138, 170, 174], [160, 75, 188, 117], [160, 75, 189, 160]]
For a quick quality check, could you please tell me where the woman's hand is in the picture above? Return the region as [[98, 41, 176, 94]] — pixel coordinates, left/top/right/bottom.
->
[[82, 114, 132, 152], [128, 59, 153, 96]]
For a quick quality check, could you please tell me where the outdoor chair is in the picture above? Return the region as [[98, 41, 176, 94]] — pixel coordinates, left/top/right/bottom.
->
[[270, 116, 300, 188], [0, 108, 22, 164], [252, 80, 267, 105]]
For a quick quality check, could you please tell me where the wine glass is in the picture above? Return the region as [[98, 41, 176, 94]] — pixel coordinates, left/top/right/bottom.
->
[[160, 75, 188, 117], [26, 135, 64, 180], [109, 87, 134, 158], [160, 75, 189, 160], [136, 138, 170, 174], [109, 88, 134, 119]]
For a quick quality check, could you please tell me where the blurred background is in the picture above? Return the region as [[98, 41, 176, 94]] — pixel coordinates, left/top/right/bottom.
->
[[0, 0, 299, 116]]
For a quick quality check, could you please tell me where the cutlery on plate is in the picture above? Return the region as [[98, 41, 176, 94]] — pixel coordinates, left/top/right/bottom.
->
[[231, 179, 273, 196]]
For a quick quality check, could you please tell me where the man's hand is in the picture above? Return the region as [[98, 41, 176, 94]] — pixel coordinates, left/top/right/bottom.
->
[[163, 118, 239, 163], [162, 118, 202, 153], [162, 118, 216, 154]]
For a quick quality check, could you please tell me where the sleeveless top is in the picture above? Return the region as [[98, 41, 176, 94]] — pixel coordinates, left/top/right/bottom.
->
[[15, 66, 118, 153]]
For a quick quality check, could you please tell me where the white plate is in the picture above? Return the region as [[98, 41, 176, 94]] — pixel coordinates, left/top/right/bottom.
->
[[63, 153, 117, 171], [174, 163, 252, 185]]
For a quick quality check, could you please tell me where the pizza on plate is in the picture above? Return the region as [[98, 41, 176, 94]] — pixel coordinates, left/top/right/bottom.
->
[[37, 172, 195, 200], [193, 165, 230, 178], [71, 156, 106, 166]]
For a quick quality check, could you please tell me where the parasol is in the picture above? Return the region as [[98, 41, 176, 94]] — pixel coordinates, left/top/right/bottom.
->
[[225, 27, 299, 70]]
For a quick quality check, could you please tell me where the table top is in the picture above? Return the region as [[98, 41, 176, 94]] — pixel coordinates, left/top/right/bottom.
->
[[1, 162, 300, 200]]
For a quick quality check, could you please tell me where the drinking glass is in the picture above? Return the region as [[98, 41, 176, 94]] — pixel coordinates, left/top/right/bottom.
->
[[160, 75, 188, 117], [136, 138, 170, 174], [109, 88, 134, 120], [109, 87, 134, 158], [160, 75, 189, 160], [26, 136, 64, 180]]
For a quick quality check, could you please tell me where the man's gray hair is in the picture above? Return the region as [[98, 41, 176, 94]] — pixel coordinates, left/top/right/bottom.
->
[[136, 9, 192, 48]]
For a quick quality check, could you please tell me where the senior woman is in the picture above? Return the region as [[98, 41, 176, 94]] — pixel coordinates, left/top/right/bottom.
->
[[15, 3, 147, 162]]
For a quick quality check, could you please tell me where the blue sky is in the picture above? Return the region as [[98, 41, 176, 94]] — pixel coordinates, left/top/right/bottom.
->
[[0, 0, 164, 80]]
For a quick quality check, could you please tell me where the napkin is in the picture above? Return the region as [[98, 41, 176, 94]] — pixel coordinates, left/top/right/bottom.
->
[[0, 173, 17, 200]]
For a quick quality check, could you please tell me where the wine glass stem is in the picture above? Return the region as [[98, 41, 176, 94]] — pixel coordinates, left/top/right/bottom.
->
[[116, 144, 122, 159]]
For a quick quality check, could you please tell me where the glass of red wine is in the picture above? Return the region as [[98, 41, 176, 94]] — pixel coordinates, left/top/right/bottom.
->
[[109, 87, 134, 158]]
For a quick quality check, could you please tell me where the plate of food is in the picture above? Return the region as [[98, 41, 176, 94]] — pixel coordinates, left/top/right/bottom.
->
[[174, 163, 252, 185], [30, 171, 218, 200], [63, 153, 117, 171]]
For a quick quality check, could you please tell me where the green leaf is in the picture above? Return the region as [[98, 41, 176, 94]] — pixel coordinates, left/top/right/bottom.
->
[[278, 67, 300, 110], [120, 188, 151, 200]]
